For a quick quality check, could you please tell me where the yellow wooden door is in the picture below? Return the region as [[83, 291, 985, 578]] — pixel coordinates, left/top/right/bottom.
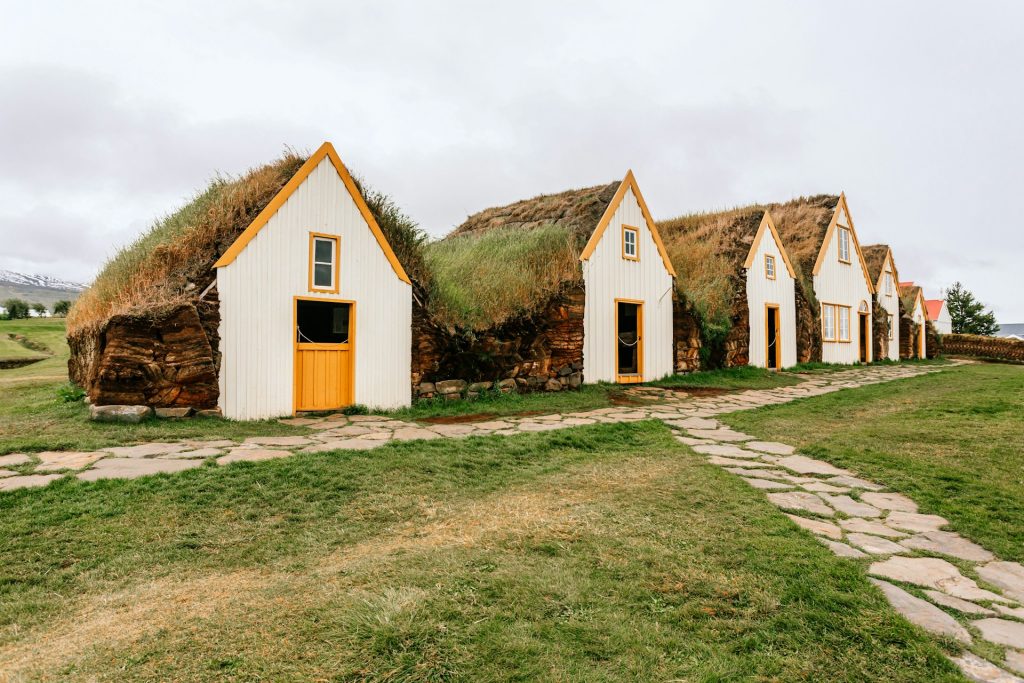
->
[[294, 342, 353, 411]]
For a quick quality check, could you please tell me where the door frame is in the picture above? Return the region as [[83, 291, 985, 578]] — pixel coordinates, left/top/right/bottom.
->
[[858, 312, 870, 363], [614, 298, 644, 384], [919, 323, 926, 358], [292, 295, 356, 414], [765, 303, 781, 370]]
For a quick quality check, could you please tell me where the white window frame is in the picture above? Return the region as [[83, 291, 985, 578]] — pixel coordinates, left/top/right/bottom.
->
[[765, 254, 776, 280], [838, 305, 851, 342], [622, 226, 639, 260], [885, 272, 893, 296], [822, 304, 836, 341], [310, 233, 339, 292]]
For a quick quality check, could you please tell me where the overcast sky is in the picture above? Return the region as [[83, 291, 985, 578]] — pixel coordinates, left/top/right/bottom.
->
[[2, 1, 1022, 319]]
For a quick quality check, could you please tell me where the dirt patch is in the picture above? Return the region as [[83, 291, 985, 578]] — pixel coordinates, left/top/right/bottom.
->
[[0, 357, 46, 370], [609, 394, 646, 406], [661, 386, 729, 397], [0, 457, 678, 679]]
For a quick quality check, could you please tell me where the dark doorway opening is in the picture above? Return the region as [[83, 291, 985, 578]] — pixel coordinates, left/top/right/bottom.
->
[[858, 313, 869, 363], [296, 299, 351, 344], [766, 306, 780, 369], [616, 301, 641, 377]]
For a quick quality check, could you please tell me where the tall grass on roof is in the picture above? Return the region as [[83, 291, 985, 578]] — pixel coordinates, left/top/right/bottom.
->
[[68, 152, 307, 334], [424, 224, 580, 332]]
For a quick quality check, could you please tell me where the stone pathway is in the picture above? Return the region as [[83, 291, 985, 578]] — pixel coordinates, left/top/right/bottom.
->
[[3, 360, 1020, 678]]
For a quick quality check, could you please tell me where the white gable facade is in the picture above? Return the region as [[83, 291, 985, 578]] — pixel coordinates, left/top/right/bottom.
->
[[909, 295, 927, 358], [875, 252, 901, 361], [812, 198, 874, 364], [746, 216, 797, 369], [581, 174, 674, 383], [932, 302, 952, 334], [216, 144, 412, 419]]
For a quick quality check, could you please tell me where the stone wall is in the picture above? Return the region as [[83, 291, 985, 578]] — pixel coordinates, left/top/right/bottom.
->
[[872, 300, 892, 361], [411, 284, 586, 399], [721, 286, 750, 368], [940, 333, 1024, 362], [899, 315, 917, 359], [925, 321, 942, 359], [672, 295, 703, 373], [68, 301, 220, 408], [794, 284, 821, 364]]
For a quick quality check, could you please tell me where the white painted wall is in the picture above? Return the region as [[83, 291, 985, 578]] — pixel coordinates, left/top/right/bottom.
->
[[746, 229, 797, 369], [910, 296, 927, 357], [217, 156, 411, 419], [812, 220, 873, 364], [932, 303, 952, 334], [582, 187, 674, 382], [876, 259, 900, 360]]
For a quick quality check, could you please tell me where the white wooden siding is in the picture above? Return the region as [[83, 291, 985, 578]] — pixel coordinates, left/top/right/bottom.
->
[[813, 220, 873, 364], [911, 297, 927, 356], [746, 230, 797, 369], [933, 305, 952, 334], [217, 156, 411, 419], [582, 187, 674, 382], [877, 260, 900, 360]]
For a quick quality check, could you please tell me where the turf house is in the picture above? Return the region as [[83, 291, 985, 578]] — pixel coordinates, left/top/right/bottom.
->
[[770, 193, 875, 364], [411, 171, 677, 396], [899, 281, 930, 359], [68, 142, 422, 419], [657, 208, 798, 369], [861, 244, 902, 361]]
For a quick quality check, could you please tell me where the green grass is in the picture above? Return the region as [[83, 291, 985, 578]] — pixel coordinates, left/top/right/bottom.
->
[[384, 384, 628, 421], [724, 362, 1024, 562], [0, 333, 47, 361], [0, 421, 959, 681], [649, 365, 804, 390], [0, 318, 68, 380]]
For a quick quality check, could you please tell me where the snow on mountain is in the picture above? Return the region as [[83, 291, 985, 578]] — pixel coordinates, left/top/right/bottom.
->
[[0, 270, 86, 292]]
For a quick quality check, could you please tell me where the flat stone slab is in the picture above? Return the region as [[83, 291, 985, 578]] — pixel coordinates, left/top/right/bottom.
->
[[389, 427, 441, 441], [77, 458, 202, 481], [923, 590, 995, 616], [846, 533, 907, 555], [995, 605, 1024, 620], [974, 619, 1024, 649], [472, 420, 513, 430], [827, 475, 885, 491], [885, 511, 950, 533], [0, 474, 64, 491], [860, 492, 918, 513], [839, 518, 908, 538], [800, 482, 850, 494], [742, 477, 793, 490], [301, 439, 385, 453], [161, 447, 223, 459], [977, 562, 1024, 603], [182, 439, 236, 449], [950, 652, 1024, 683], [767, 491, 835, 517], [785, 513, 842, 540], [774, 455, 852, 476], [517, 422, 567, 432], [35, 451, 107, 472], [675, 436, 716, 446], [822, 539, 866, 558], [666, 417, 720, 430], [870, 579, 971, 643], [901, 531, 995, 562], [744, 441, 796, 455], [711, 458, 776, 469], [687, 428, 753, 442], [1006, 651, 1024, 677], [0, 469, 16, 478], [691, 444, 760, 458], [0, 453, 31, 467], [217, 449, 292, 465], [818, 493, 882, 518], [869, 556, 1005, 602], [427, 424, 478, 437], [103, 442, 189, 458], [243, 436, 313, 447], [323, 425, 373, 437]]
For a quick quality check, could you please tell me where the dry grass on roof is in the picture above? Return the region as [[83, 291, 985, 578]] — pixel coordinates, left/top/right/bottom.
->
[[450, 182, 619, 241], [767, 194, 839, 273], [68, 151, 427, 336], [861, 244, 891, 284], [423, 224, 581, 332]]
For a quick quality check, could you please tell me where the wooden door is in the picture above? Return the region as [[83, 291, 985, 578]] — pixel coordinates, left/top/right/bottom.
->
[[616, 300, 643, 383], [294, 298, 354, 412], [858, 314, 869, 363]]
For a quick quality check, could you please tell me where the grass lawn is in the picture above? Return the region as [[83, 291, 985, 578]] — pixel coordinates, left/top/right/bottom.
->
[[0, 334, 47, 361], [648, 365, 803, 390], [724, 362, 1024, 563], [0, 421, 959, 682]]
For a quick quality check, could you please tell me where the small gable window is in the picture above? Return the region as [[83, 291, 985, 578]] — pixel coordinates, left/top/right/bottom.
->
[[765, 254, 776, 280], [310, 233, 339, 293], [838, 227, 851, 263], [622, 226, 638, 260], [885, 273, 893, 296]]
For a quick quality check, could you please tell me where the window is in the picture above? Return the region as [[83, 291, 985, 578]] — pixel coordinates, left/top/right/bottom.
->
[[822, 304, 836, 341], [765, 254, 776, 280], [885, 272, 893, 296], [838, 306, 851, 341], [622, 226, 638, 260], [309, 233, 339, 292], [822, 303, 851, 342], [838, 227, 851, 263]]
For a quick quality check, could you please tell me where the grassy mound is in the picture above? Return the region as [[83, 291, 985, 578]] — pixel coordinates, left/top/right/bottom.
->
[[423, 224, 581, 331]]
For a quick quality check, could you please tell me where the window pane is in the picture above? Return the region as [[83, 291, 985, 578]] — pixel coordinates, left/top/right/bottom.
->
[[314, 263, 333, 287], [314, 238, 334, 264]]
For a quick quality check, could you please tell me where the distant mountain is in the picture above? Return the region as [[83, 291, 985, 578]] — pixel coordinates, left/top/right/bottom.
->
[[0, 270, 86, 312]]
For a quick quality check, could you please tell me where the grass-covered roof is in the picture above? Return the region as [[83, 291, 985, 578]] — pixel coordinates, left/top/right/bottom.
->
[[68, 150, 425, 335], [861, 244, 892, 288], [423, 182, 619, 331]]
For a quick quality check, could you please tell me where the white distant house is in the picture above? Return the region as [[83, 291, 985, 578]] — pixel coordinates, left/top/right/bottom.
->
[[863, 244, 901, 361], [926, 299, 952, 334], [214, 142, 413, 420], [901, 282, 929, 358]]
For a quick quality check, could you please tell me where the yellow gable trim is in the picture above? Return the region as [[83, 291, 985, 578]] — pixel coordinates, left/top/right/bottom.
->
[[579, 170, 677, 277], [743, 211, 796, 278], [811, 192, 875, 295], [214, 142, 411, 285], [874, 247, 901, 293]]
